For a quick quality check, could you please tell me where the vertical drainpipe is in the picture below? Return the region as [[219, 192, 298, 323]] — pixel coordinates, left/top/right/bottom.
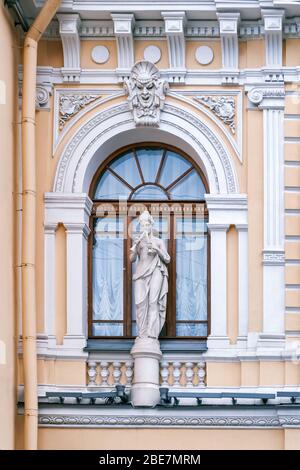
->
[[21, 0, 61, 450]]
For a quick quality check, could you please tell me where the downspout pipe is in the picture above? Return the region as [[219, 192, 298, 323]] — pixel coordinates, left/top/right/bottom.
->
[[22, 0, 61, 450]]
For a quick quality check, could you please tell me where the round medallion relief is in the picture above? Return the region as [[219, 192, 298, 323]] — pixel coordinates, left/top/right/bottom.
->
[[195, 46, 214, 65], [91, 45, 110, 64], [143, 45, 161, 64]]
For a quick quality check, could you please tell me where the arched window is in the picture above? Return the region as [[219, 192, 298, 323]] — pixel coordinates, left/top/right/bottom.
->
[[89, 144, 209, 339]]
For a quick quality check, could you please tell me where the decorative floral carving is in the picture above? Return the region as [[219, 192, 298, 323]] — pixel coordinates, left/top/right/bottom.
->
[[59, 94, 100, 130], [194, 95, 235, 134], [124, 61, 169, 127], [38, 413, 282, 428]]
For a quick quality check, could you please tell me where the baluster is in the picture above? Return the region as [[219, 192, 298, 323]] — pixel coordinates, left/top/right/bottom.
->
[[185, 362, 194, 387], [125, 361, 133, 386], [172, 361, 181, 387], [197, 361, 206, 388], [160, 361, 169, 386], [100, 361, 109, 387], [87, 360, 97, 386], [112, 361, 122, 385]]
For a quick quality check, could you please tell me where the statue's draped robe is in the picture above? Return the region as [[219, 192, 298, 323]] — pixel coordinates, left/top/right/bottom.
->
[[133, 240, 169, 338]]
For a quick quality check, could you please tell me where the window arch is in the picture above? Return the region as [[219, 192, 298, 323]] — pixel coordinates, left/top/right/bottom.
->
[[89, 144, 209, 340]]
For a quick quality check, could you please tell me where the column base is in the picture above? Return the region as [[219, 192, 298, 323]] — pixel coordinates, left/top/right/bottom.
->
[[236, 336, 248, 349], [130, 337, 162, 408], [206, 335, 231, 349], [257, 334, 286, 350], [62, 335, 86, 350]]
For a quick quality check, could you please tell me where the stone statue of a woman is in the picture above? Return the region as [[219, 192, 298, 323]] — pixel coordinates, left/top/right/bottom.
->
[[130, 210, 170, 339]]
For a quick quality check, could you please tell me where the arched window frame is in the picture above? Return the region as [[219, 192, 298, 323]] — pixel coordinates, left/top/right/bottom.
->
[[88, 143, 210, 340]]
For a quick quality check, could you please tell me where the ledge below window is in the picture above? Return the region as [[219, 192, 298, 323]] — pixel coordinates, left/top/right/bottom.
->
[[85, 339, 207, 354]]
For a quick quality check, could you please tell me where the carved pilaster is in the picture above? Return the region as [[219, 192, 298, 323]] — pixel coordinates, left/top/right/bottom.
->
[[248, 86, 285, 346], [111, 13, 135, 81], [161, 11, 186, 83], [262, 10, 284, 69], [217, 12, 240, 85], [57, 14, 81, 83]]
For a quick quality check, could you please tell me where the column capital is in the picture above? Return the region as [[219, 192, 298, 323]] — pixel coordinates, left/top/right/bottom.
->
[[247, 86, 285, 109], [262, 249, 285, 266], [111, 13, 135, 35], [216, 12, 240, 35], [207, 223, 230, 233], [64, 223, 91, 239], [235, 224, 248, 232], [44, 222, 58, 234], [261, 9, 285, 30]]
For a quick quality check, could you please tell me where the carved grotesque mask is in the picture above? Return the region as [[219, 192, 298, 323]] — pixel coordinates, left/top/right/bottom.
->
[[125, 61, 169, 127]]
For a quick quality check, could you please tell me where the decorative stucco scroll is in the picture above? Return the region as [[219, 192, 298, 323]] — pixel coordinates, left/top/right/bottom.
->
[[194, 95, 235, 134], [124, 61, 169, 127], [59, 94, 100, 130]]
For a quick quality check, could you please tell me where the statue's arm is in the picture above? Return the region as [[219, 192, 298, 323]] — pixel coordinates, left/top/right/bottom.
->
[[157, 239, 170, 264], [129, 243, 138, 262]]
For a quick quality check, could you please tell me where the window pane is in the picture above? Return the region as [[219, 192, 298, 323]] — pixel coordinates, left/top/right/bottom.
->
[[170, 170, 205, 200], [176, 217, 207, 326], [131, 185, 168, 200], [110, 152, 141, 188], [92, 323, 123, 336], [93, 217, 124, 324], [176, 323, 207, 337], [94, 171, 131, 199], [136, 148, 163, 182], [159, 151, 192, 187]]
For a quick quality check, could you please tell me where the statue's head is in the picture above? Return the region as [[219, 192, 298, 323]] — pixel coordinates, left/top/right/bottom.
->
[[131, 61, 160, 109], [139, 210, 154, 234]]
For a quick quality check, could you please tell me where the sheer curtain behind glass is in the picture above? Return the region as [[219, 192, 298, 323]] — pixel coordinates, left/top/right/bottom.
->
[[92, 217, 124, 336]]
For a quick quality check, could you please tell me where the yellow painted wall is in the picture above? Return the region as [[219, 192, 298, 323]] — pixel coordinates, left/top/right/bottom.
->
[[37, 427, 285, 450], [0, 3, 19, 450], [37, 39, 63, 67]]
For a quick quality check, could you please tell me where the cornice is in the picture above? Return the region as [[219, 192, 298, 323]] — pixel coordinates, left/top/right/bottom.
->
[[23, 404, 300, 429]]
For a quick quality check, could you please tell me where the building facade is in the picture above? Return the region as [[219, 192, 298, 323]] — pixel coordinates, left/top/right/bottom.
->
[[1, 0, 300, 450]]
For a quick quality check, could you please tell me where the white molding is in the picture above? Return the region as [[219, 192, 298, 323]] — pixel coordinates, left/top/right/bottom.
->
[[161, 11, 186, 83], [111, 13, 135, 81], [168, 89, 243, 162], [57, 13, 81, 83], [17, 64, 300, 87], [21, 397, 300, 429], [52, 102, 239, 195]]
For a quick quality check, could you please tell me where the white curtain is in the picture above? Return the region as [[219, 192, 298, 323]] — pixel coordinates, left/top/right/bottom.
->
[[92, 237, 123, 336], [176, 235, 207, 336]]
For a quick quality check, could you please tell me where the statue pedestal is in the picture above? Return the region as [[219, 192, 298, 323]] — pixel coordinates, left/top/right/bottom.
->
[[130, 337, 162, 407]]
